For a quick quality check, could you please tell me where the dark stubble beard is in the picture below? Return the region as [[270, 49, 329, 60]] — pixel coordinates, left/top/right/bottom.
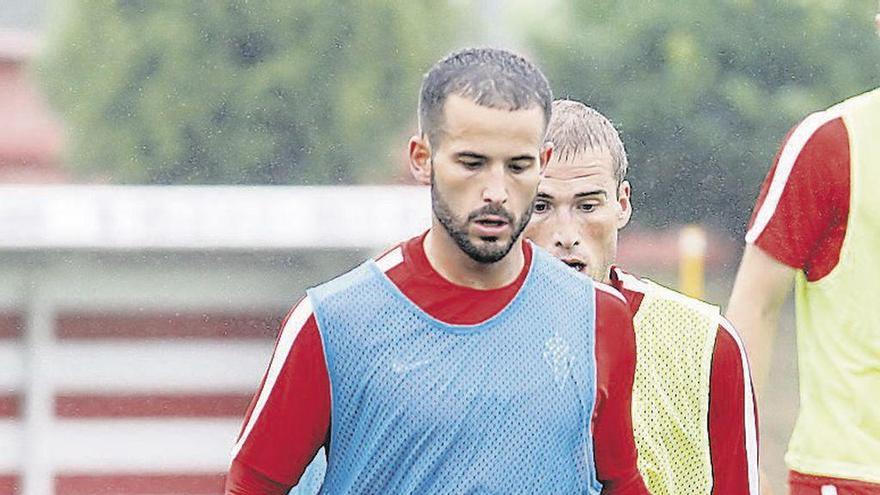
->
[[431, 176, 534, 264]]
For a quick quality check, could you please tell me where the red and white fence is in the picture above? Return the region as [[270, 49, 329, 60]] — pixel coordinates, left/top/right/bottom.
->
[[0, 185, 430, 495]]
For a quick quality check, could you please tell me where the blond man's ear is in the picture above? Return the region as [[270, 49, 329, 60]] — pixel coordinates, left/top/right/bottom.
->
[[617, 180, 633, 230], [539, 141, 554, 175]]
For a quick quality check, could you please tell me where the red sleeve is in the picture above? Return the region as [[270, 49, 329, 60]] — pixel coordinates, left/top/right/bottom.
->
[[592, 285, 650, 495], [228, 297, 331, 489], [746, 115, 850, 281], [225, 459, 290, 495], [709, 319, 759, 495]]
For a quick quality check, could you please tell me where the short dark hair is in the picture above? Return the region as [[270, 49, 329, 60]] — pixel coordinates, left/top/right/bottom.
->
[[546, 99, 628, 184], [418, 47, 553, 145]]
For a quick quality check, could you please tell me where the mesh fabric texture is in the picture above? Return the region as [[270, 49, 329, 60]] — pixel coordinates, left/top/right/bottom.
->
[[307, 247, 602, 494], [630, 279, 719, 495]]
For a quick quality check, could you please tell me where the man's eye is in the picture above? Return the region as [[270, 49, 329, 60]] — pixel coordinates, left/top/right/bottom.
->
[[579, 203, 597, 212], [461, 161, 482, 170], [509, 163, 527, 173], [534, 201, 549, 213]]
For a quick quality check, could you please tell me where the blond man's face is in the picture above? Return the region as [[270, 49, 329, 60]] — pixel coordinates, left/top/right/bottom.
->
[[525, 150, 632, 283]]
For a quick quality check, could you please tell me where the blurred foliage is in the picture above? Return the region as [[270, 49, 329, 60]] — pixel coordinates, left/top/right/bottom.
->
[[37, 0, 462, 184], [526, 0, 880, 233], [36, 1, 880, 234]]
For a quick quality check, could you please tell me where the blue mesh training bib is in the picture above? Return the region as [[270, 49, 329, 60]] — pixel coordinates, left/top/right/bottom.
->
[[306, 246, 602, 494], [289, 449, 326, 494]]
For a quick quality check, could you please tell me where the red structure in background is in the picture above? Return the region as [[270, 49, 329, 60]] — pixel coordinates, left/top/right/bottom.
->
[[0, 30, 65, 183]]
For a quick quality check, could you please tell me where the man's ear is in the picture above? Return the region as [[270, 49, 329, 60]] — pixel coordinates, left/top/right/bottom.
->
[[408, 135, 432, 185], [539, 141, 554, 175], [617, 180, 633, 230]]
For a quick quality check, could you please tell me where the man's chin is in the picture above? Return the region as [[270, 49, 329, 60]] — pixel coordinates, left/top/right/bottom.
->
[[472, 235, 505, 246], [469, 225, 512, 242], [475, 236, 517, 253], [461, 236, 516, 264], [592, 267, 615, 285]]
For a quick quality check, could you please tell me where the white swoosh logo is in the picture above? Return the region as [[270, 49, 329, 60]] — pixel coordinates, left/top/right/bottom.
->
[[391, 358, 435, 374]]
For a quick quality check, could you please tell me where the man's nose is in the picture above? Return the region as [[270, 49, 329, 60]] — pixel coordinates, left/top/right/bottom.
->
[[481, 167, 508, 205], [554, 225, 581, 249]]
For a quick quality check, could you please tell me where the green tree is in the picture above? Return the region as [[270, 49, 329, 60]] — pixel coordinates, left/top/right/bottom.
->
[[38, 0, 462, 184], [526, 0, 880, 234]]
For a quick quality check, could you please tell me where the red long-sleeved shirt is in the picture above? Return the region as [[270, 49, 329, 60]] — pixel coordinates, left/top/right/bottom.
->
[[227, 233, 647, 494], [745, 116, 849, 280]]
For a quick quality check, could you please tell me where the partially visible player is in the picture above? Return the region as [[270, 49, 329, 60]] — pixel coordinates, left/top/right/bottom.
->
[[525, 99, 760, 494], [727, 9, 880, 493], [225, 48, 649, 494]]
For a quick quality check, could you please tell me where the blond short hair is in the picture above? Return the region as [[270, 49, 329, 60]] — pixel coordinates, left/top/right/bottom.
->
[[546, 100, 628, 184]]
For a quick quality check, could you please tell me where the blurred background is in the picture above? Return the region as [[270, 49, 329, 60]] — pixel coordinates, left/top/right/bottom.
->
[[1, 0, 878, 493]]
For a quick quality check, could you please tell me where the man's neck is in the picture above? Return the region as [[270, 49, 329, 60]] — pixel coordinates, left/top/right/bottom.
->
[[423, 223, 525, 290]]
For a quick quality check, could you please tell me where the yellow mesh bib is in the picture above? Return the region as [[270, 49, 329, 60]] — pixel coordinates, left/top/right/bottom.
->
[[786, 88, 880, 483], [631, 279, 719, 495]]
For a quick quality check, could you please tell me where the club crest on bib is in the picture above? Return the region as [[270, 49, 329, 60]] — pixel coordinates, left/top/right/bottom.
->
[[543, 332, 574, 390]]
